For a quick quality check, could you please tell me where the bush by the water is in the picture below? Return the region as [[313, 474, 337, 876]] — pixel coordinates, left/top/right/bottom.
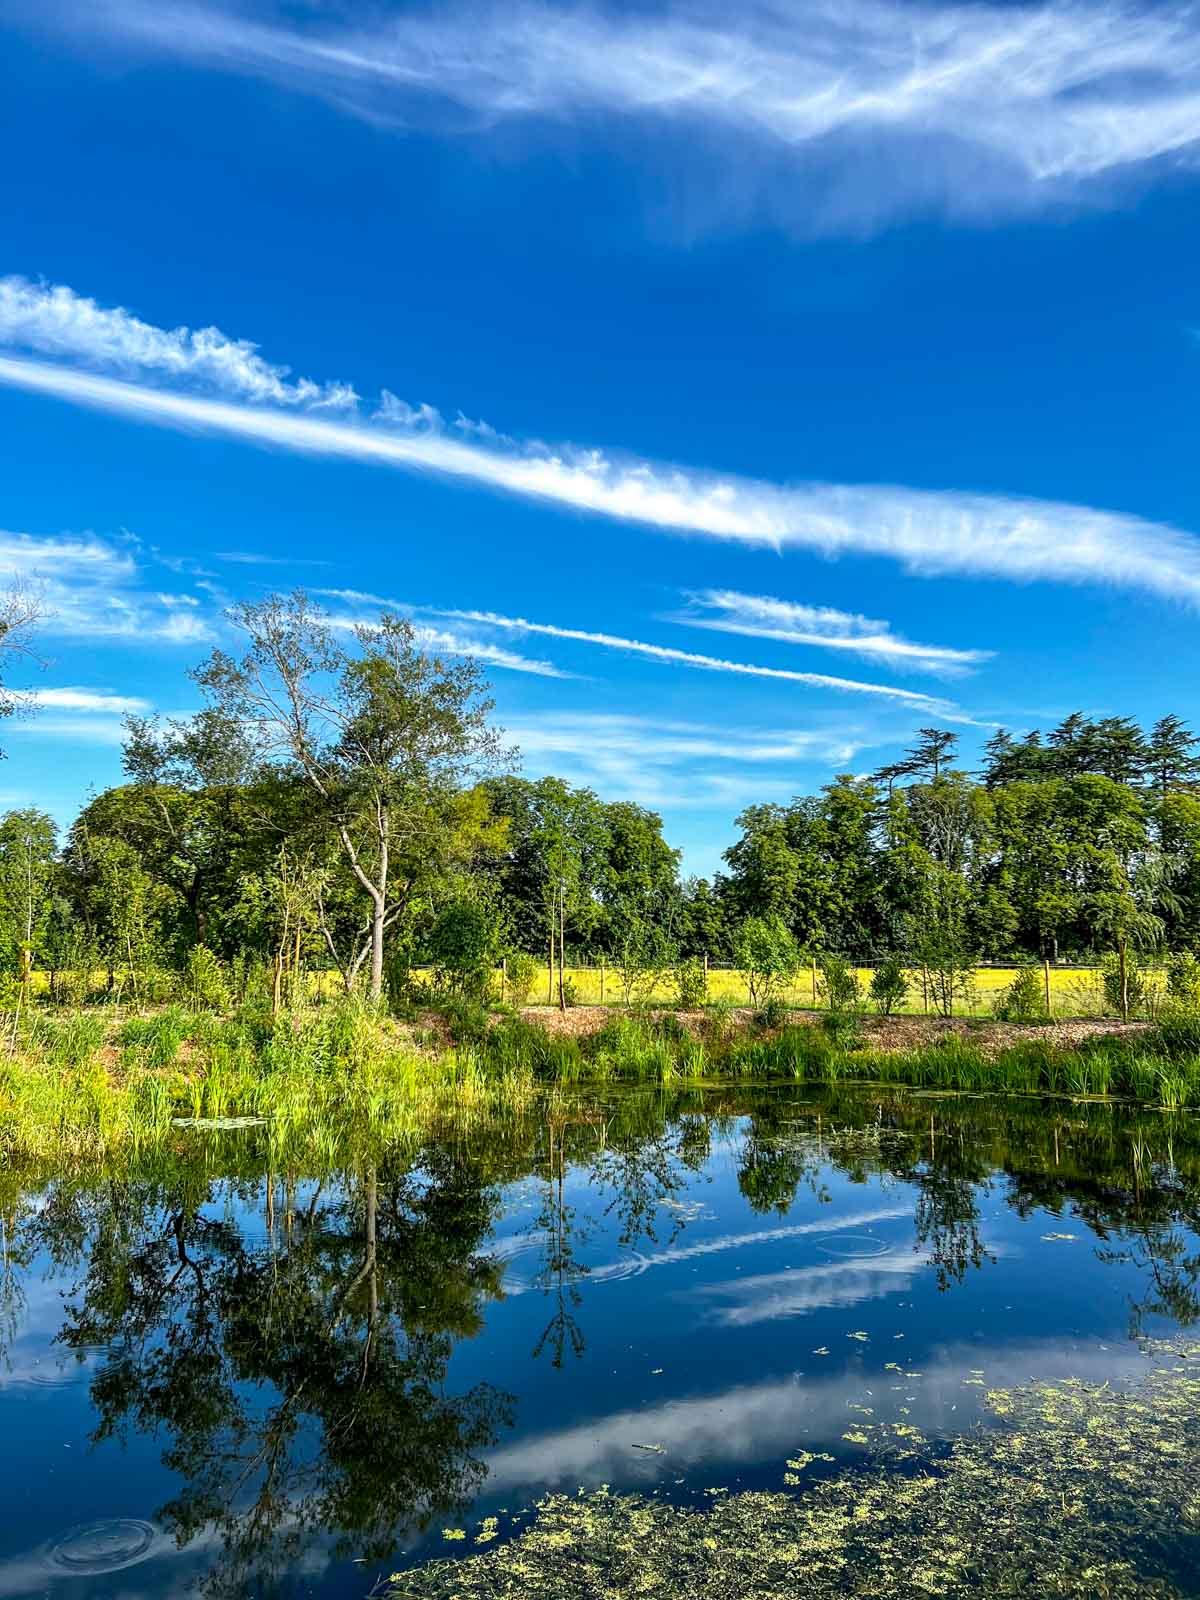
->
[[992, 965, 1049, 1022]]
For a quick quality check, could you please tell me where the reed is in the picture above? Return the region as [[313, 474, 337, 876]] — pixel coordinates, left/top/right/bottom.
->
[[10, 998, 1200, 1166]]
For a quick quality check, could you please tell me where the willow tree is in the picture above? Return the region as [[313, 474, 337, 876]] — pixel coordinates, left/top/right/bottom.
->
[[195, 594, 505, 1001]]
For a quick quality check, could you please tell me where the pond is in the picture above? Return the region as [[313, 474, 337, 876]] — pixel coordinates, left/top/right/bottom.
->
[[3, 1083, 1200, 1598]]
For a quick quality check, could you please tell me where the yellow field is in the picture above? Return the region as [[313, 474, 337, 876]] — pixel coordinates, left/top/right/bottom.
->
[[511, 963, 1148, 1018], [20, 962, 1157, 1019]]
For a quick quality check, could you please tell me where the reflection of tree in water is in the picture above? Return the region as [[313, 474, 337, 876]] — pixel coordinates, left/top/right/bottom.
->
[[737, 1103, 830, 1215], [35, 1151, 514, 1597], [529, 1094, 712, 1365], [531, 1114, 590, 1367], [11, 1086, 1200, 1591], [909, 1115, 995, 1290]]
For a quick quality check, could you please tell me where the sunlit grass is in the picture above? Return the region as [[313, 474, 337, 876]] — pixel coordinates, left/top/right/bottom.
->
[[8, 994, 1200, 1166]]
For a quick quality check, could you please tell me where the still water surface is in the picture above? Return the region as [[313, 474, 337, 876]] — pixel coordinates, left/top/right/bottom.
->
[[2, 1084, 1198, 1597]]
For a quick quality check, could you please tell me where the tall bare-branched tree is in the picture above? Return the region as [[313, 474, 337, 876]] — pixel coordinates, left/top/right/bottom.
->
[[195, 593, 506, 1000]]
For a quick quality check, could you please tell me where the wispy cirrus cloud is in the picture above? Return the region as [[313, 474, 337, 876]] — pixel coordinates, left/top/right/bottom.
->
[[0, 274, 355, 408], [424, 605, 954, 709], [6, 686, 154, 746], [22, 0, 1200, 229], [318, 592, 573, 678], [20, 687, 150, 712], [500, 710, 870, 809], [3, 278, 1200, 605], [677, 590, 993, 677], [0, 526, 219, 645]]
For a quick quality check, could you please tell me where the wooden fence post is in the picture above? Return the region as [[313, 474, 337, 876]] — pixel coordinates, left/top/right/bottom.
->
[[600, 964, 606, 1005], [501, 956, 507, 1005], [1043, 958, 1051, 1017], [811, 959, 818, 1007]]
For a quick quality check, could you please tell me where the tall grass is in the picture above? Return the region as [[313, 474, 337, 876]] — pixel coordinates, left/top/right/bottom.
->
[[8, 999, 1200, 1166]]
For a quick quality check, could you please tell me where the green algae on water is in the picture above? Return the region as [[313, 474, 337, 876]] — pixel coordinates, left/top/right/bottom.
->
[[386, 1347, 1200, 1599]]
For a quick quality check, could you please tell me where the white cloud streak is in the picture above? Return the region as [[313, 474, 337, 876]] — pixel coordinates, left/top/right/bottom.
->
[[319, 588, 951, 707], [0, 275, 355, 408], [28, 0, 1200, 226], [20, 687, 150, 712], [429, 608, 957, 709], [501, 711, 869, 810], [320, 595, 573, 677], [679, 590, 993, 676], [3, 281, 1200, 605], [0, 525, 219, 644]]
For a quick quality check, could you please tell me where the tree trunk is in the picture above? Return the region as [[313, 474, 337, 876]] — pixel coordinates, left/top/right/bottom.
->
[[369, 894, 386, 1004], [558, 880, 566, 1012], [1119, 938, 1129, 1022]]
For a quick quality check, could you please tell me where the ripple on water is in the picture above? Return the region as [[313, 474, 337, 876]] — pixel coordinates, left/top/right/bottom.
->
[[20, 1346, 112, 1389], [815, 1233, 891, 1260], [46, 1520, 157, 1576]]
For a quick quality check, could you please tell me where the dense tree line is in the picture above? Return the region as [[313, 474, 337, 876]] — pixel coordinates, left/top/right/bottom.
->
[[2, 592, 1200, 1003]]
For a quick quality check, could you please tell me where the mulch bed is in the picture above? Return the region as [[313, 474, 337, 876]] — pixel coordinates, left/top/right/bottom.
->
[[517, 1004, 1152, 1056]]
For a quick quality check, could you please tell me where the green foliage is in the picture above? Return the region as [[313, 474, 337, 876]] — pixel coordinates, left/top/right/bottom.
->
[[816, 953, 861, 1012], [504, 950, 540, 1006], [732, 915, 802, 1007], [1102, 951, 1148, 1017], [613, 916, 675, 1006], [425, 891, 504, 1002], [992, 964, 1049, 1022], [757, 996, 791, 1030], [818, 1008, 864, 1048], [1166, 950, 1200, 1007], [867, 954, 908, 1016], [673, 956, 707, 1010], [181, 944, 231, 1012]]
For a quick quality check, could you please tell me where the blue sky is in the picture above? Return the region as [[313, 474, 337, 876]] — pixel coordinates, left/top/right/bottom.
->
[[1, 0, 1199, 876]]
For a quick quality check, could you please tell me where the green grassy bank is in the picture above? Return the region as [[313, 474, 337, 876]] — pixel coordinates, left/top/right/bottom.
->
[[7, 998, 1200, 1165]]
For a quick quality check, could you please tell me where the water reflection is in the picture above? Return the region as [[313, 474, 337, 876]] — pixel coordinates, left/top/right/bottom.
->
[[4, 1085, 1200, 1596]]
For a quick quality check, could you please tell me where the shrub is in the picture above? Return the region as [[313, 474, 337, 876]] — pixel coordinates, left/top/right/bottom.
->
[[505, 951, 540, 1006], [181, 945, 231, 1012], [817, 953, 861, 1012], [1102, 952, 1147, 1018], [733, 916, 802, 1008], [1166, 952, 1200, 1009], [425, 895, 503, 1002], [868, 955, 909, 1016], [757, 996, 791, 1030], [993, 965, 1049, 1023], [820, 1008, 864, 1048], [674, 957, 707, 1010]]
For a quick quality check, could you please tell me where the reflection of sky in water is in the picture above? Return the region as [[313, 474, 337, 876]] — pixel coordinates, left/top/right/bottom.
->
[[0, 1089, 1195, 1597]]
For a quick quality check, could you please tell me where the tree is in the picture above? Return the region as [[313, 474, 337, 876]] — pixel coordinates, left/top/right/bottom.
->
[[0, 808, 56, 984], [732, 915, 802, 1007], [1146, 716, 1200, 797], [196, 594, 506, 1001], [905, 727, 959, 781], [0, 584, 41, 754]]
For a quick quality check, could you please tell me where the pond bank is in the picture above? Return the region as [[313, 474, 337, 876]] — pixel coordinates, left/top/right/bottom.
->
[[3, 999, 1200, 1166]]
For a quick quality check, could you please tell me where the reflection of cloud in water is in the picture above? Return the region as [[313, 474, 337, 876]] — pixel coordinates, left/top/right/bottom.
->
[[695, 1253, 928, 1327], [0, 1510, 335, 1599], [493, 1205, 910, 1295], [481, 1338, 1150, 1498]]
